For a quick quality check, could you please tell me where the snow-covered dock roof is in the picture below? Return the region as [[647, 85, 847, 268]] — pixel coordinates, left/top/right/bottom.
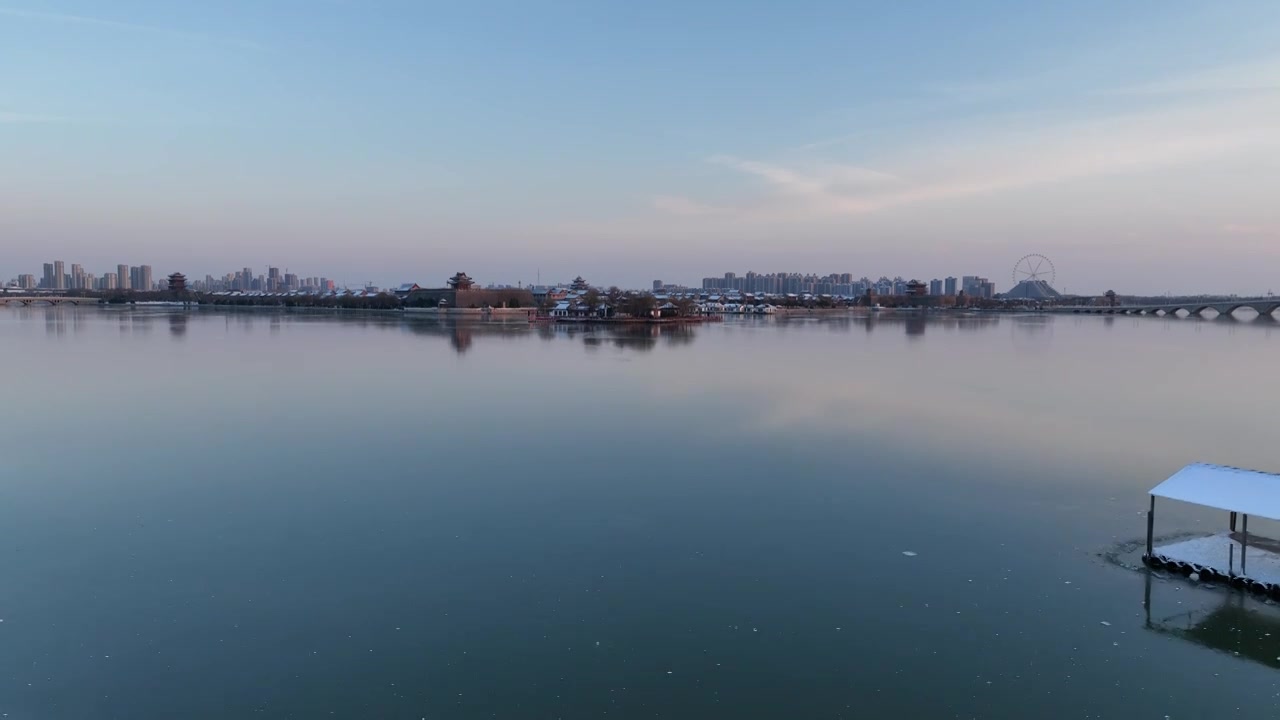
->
[[1151, 463, 1280, 521]]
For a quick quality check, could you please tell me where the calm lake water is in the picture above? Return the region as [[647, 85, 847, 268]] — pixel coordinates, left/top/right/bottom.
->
[[3, 306, 1280, 719]]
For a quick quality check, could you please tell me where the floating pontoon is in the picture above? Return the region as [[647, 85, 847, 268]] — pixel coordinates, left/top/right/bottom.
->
[[1145, 463, 1280, 598]]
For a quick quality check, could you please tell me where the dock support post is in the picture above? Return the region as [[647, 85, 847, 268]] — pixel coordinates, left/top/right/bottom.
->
[[1231, 511, 1237, 532], [1145, 495, 1155, 559], [1243, 514, 1249, 575]]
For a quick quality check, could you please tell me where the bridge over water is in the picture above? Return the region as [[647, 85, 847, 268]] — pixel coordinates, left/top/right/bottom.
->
[[0, 296, 100, 307], [1054, 299, 1280, 317]]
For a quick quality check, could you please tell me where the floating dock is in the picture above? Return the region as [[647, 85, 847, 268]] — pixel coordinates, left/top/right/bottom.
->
[[1144, 463, 1280, 598]]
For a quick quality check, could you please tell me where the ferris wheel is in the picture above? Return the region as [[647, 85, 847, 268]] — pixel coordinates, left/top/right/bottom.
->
[[1013, 254, 1055, 286]]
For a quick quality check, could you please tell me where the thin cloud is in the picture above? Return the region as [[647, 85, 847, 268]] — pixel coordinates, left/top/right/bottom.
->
[[659, 90, 1280, 222], [0, 6, 262, 50]]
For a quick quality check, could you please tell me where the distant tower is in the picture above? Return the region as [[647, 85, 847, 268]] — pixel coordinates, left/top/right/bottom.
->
[[447, 271, 475, 290], [167, 272, 188, 293]]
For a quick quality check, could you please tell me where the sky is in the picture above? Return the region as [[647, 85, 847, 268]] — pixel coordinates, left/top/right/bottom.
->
[[2, 0, 1279, 294]]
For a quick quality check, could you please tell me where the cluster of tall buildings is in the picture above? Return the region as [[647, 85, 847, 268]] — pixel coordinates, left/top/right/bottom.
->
[[191, 267, 334, 294], [699, 271, 997, 298], [15, 261, 154, 292], [10, 261, 338, 295], [186, 265, 335, 293]]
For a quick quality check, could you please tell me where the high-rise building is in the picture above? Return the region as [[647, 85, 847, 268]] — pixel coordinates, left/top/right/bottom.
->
[[71, 264, 84, 289], [138, 265, 152, 291], [268, 267, 281, 292], [961, 276, 994, 299], [929, 279, 943, 296], [103, 273, 118, 290], [944, 277, 957, 296], [53, 260, 66, 290], [18, 274, 35, 289], [118, 264, 131, 290], [42, 263, 55, 289], [284, 273, 299, 291]]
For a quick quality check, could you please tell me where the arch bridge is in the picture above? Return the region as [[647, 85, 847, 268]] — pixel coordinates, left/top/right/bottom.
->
[[1062, 299, 1280, 317], [0, 296, 99, 307]]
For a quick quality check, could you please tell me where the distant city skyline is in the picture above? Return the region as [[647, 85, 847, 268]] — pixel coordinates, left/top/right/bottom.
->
[[6, 259, 1002, 296], [1, 257, 1266, 298], [3, 1, 1279, 294]]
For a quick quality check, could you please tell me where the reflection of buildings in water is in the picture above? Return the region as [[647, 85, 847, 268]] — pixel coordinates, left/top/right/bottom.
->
[[594, 325, 659, 352], [400, 317, 531, 354], [450, 324, 474, 353], [1010, 316, 1052, 353], [44, 309, 66, 337], [952, 313, 1001, 332], [1143, 571, 1280, 669], [543, 322, 698, 352], [660, 323, 696, 347], [848, 312, 1001, 336], [904, 313, 926, 338], [169, 312, 190, 338]]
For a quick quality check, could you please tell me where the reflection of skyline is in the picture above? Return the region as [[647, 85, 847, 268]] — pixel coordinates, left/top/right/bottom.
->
[[10, 306, 1280, 356], [402, 317, 531, 354], [450, 324, 473, 353], [169, 313, 189, 338], [777, 312, 1002, 338], [541, 322, 697, 352], [1010, 316, 1053, 353], [6, 306, 1280, 493], [629, 312, 1280, 476]]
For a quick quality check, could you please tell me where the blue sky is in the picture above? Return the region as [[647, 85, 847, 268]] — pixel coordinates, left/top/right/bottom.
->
[[2, 0, 1279, 293]]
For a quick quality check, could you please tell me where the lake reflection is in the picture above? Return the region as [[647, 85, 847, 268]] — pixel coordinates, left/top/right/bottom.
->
[[1, 306, 1279, 719]]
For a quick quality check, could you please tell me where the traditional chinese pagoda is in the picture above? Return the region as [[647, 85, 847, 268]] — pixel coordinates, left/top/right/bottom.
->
[[447, 272, 475, 291], [167, 272, 187, 292]]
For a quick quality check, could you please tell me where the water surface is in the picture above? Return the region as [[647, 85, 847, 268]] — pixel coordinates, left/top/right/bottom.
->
[[3, 307, 1280, 718]]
